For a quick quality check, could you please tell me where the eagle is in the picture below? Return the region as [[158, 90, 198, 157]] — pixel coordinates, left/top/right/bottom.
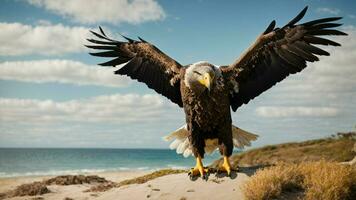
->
[[86, 6, 346, 179]]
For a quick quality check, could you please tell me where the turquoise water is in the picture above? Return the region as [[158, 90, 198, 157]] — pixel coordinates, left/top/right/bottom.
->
[[0, 148, 221, 177]]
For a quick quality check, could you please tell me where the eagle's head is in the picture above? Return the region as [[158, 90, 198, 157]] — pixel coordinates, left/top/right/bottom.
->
[[184, 61, 220, 94]]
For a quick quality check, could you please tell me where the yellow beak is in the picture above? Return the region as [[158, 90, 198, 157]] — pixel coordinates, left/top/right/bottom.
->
[[198, 73, 212, 91]]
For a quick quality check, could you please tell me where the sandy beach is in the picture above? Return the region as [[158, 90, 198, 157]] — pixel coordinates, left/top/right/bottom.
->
[[0, 169, 250, 200]]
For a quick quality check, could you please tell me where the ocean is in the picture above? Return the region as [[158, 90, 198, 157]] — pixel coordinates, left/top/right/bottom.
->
[[0, 148, 221, 178]]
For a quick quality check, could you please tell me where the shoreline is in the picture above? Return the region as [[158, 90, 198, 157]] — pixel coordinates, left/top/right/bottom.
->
[[0, 164, 192, 179], [0, 169, 155, 179]]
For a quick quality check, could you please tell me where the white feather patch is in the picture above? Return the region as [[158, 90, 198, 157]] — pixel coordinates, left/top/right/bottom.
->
[[183, 148, 192, 158], [177, 139, 189, 154], [163, 124, 259, 157], [169, 139, 181, 150]]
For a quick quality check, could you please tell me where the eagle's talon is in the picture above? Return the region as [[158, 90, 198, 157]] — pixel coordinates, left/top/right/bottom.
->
[[202, 173, 209, 181], [218, 156, 232, 176], [188, 156, 210, 180], [189, 174, 195, 181], [189, 166, 209, 178]]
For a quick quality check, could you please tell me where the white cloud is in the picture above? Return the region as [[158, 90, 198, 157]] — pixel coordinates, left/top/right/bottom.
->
[[316, 7, 340, 15], [27, 0, 165, 25], [0, 22, 90, 56], [0, 60, 130, 87], [256, 106, 340, 118], [36, 19, 52, 26], [0, 94, 184, 148], [0, 93, 177, 124]]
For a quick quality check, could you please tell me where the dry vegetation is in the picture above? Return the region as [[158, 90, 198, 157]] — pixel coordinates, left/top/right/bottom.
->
[[211, 132, 355, 168], [116, 169, 186, 185], [0, 182, 50, 199], [0, 175, 110, 199], [242, 160, 356, 200], [45, 175, 108, 185]]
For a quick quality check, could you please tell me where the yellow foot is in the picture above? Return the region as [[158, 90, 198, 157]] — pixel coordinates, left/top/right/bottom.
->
[[218, 156, 232, 176], [188, 156, 209, 180], [188, 166, 209, 179]]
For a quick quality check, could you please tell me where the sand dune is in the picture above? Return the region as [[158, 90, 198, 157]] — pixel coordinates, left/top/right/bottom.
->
[[97, 173, 249, 200], [0, 170, 251, 200]]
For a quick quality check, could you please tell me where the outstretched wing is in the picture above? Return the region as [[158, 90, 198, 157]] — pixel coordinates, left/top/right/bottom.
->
[[221, 6, 347, 111], [86, 27, 183, 107]]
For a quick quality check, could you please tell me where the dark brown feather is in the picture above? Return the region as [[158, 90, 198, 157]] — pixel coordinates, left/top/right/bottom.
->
[[285, 44, 319, 62], [303, 36, 341, 46], [307, 29, 347, 36], [89, 51, 119, 57], [302, 17, 342, 26], [283, 6, 308, 27], [90, 30, 115, 41], [294, 41, 330, 56], [86, 38, 121, 45], [99, 57, 131, 66], [310, 23, 342, 30], [263, 20, 276, 34]]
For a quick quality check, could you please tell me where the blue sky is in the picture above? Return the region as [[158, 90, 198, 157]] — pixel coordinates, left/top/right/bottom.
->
[[0, 0, 355, 148]]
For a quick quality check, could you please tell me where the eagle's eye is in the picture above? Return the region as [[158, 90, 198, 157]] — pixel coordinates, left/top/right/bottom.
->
[[193, 70, 202, 75]]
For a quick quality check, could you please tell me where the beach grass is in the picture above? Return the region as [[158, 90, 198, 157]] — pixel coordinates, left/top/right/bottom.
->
[[242, 160, 356, 200], [117, 169, 187, 186], [211, 132, 355, 168]]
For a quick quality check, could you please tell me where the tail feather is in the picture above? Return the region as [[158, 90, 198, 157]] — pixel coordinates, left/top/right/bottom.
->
[[183, 148, 192, 157], [232, 125, 258, 148], [204, 139, 219, 154], [177, 139, 189, 154], [163, 124, 188, 141], [169, 139, 182, 150], [164, 124, 259, 157]]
